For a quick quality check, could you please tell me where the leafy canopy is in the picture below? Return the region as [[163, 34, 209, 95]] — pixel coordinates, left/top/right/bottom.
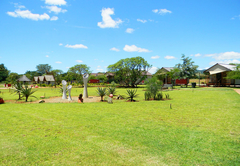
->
[[36, 64, 52, 75], [175, 54, 198, 79], [108, 56, 152, 87]]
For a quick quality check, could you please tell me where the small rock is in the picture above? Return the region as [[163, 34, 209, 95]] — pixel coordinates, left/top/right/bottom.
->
[[39, 100, 45, 103]]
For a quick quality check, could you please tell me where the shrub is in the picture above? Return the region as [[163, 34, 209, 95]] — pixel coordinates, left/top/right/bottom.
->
[[165, 93, 170, 99], [144, 77, 162, 100], [107, 87, 117, 95], [126, 89, 138, 102], [144, 91, 151, 101], [156, 92, 163, 100]]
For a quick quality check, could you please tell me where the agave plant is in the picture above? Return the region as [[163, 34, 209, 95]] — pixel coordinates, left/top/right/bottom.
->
[[96, 87, 107, 101], [21, 85, 37, 102], [126, 89, 138, 102]]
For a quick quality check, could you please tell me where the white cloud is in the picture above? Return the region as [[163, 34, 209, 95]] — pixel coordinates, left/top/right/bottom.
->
[[205, 51, 240, 60], [13, 3, 25, 9], [209, 60, 240, 66], [97, 8, 123, 28], [46, 55, 49, 57], [76, 60, 83, 63], [152, 9, 158, 13], [50, 16, 58, 21], [151, 55, 160, 59], [153, 9, 172, 15], [45, 0, 66, 6], [126, 28, 134, 33], [149, 67, 158, 74], [46, 6, 67, 14], [137, 19, 147, 23], [65, 44, 88, 49], [165, 55, 175, 59], [56, 61, 62, 64], [110, 47, 120, 52], [97, 66, 101, 68], [194, 53, 201, 57], [123, 45, 151, 52], [97, 69, 104, 72], [7, 9, 50, 21], [59, 43, 63, 46]]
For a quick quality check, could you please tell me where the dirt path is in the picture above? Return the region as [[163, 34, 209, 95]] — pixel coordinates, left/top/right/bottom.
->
[[5, 96, 101, 104], [233, 89, 240, 95], [38, 96, 101, 103]]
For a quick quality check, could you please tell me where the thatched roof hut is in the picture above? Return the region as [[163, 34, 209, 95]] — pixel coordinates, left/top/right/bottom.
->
[[17, 75, 31, 82]]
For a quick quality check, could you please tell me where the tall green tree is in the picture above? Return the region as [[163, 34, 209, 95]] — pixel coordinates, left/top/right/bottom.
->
[[6, 72, 19, 84], [0, 64, 9, 82], [25, 71, 41, 80], [226, 64, 240, 79], [108, 56, 152, 87], [36, 64, 52, 75], [51, 69, 63, 85], [68, 64, 90, 86], [175, 54, 198, 87]]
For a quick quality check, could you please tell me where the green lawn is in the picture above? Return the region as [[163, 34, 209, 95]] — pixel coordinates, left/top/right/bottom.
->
[[0, 87, 240, 165]]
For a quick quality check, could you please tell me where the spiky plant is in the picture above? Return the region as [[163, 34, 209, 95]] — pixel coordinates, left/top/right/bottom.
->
[[96, 87, 107, 101], [21, 85, 37, 102], [12, 82, 23, 100], [126, 89, 138, 102], [107, 87, 116, 95]]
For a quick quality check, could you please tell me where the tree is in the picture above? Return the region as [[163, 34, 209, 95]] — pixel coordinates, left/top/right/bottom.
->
[[25, 71, 41, 80], [0, 64, 10, 82], [175, 54, 198, 87], [167, 68, 180, 87], [20, 85, 37, 102], [6, 72, 19, 85], [96, 74, 107, 83], [36, 64, 52, 75], [51, 69, 63, 85], [68, 64, 90, 86], [108, 56, 152, 87], [226, 64, 240, 80]]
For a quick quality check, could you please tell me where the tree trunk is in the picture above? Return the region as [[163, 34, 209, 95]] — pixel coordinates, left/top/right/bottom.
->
[[25, 96, 28, 102], [18, 93, 21, 100]]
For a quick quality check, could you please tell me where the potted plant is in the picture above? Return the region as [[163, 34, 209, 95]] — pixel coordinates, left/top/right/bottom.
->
[[0, 97, 4, 104]]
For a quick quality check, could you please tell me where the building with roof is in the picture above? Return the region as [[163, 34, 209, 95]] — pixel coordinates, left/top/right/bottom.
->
[[157, 67, 174, 84], [33, 75, 55, 85], [17, 75, 31, 84], [204, 63, 240, 86]]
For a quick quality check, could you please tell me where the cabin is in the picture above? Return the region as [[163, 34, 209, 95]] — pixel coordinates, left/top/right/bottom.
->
[[17, 75, 31, 84], [33, 75, 55, 85], [204, 63, 240, 87]]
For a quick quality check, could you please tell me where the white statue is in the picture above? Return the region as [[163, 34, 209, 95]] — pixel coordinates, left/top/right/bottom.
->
[[62, 80, 67, 99], [67, 85, 72, 101], [83, 73, 89, 98]]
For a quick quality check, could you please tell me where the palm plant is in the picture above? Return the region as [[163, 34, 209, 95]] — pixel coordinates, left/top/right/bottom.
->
[[12, 82, 23, 100], [107, 87, 116, 95], [96, 87, 107, 101], [126, 89, 138, 102], [21, 85, 37, 102]]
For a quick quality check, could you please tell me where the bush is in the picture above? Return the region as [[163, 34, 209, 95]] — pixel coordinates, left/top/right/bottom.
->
[[144, 91, 151, 101], [145, 77, 162, 100], [156, 92, 163, 100]]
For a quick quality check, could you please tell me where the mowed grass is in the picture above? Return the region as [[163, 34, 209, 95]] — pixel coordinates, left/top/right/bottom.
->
[[0, 87, 240, 165]]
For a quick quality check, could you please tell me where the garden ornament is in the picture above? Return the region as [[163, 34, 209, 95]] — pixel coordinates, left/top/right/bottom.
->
[[83, 73, 89, 98], [62, 80, 67, 99], [67, 85, 72, 101]]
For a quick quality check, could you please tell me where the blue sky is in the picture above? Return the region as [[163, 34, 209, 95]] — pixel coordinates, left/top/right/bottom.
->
[[0, 0, 240, 74]]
